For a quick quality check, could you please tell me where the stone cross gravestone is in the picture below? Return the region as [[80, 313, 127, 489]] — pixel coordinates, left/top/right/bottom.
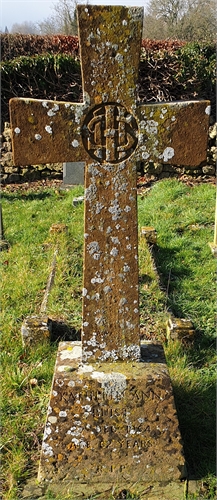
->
[[10, 5, 210, 498]]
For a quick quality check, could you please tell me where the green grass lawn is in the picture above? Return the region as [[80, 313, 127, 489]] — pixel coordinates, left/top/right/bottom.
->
[[1, 179, 216, 499]]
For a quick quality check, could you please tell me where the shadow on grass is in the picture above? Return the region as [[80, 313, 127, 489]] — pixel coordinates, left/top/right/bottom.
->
[[151, 244, 193, 303], [50, 320, 81, 343], [139, 273, 154, 285], [173, 378, 216, 480], [1, 190, 53, 202], [150, 244, 216, 481]]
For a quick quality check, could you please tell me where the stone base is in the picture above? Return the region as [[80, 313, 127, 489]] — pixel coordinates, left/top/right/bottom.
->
[[141, 226, 157, 244], [166, 316, 195, 342], [21, 315, 51, 346], [0, 239, 9, 251], [38, 341, 186, 495], [21, 475, 187, 499]]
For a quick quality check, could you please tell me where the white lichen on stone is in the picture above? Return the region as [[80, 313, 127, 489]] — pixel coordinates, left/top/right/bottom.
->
[[111, 236, 120, 244], [47, 104, 59, 116], [108, 199, 122, 220], [68, 380, 75, 387], [72, 139, 79, 148], [42, 442, 53, 456], [161, 107, 168, 115], [110, 247, 118, 257], [85, 182, 97, 202], [142, 151, 150, 160], [91, 371, 127, 401], [119, 298, 127, 306], [87, 241, 101, 260], [121, 344, 140, 360], [161, 147, 175, 162], [95, 202, 104, 214], [115, 53, 124, 64], [77, 364, 93, 374], [59, 411, 67, 417], [45, 125, 52, 134], [91, 272, 104, 284], [60, 345, 82, 360], [145, 120, 158, 135], [43, 424, 52, 440], [35, 133, 42, 140], [123, 264, 130, 272]]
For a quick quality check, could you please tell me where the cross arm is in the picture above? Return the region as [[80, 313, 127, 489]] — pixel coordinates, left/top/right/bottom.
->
[[9, 97, 90, 166], [135, 100, 210, 166]]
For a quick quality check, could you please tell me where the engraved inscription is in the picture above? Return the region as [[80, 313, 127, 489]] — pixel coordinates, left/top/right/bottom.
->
[[82, 103, 138, 164]]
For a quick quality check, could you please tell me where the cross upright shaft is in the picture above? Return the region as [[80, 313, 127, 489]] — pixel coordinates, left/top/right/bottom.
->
[[9, 5, 210, 364], [79, 6, 143, 362]]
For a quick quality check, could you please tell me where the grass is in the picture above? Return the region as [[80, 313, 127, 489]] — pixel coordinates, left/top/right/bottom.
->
[[1, 179, 216, 499]]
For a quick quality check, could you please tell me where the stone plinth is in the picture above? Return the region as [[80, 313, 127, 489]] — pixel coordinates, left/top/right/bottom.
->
[[141, 226, 157, 244], [21, 315, 51, 346], [166, 317, 195, 342], [38, 341, 186, 495]]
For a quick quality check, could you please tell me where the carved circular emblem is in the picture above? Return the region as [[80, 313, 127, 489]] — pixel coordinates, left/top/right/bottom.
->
[[82, 103, 138, 164]]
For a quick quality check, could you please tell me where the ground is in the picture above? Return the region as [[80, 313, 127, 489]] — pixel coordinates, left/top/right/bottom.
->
[[1, 173, 216, 194]]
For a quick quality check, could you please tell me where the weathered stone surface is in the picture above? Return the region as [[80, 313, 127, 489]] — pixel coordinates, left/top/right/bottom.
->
[[141, 226, 157, 244], [8, 9, 211, 362], [82, 154, 140, 362], [0, 239, 9, 251], [72, 195, 84, 206], [9, 10, 210, 168], [21, 315, 51, 346], [21, 476, 186, 500], [38, 341, 185, 488], [49, 223, 68, 234], [1, 122, 215, 184], [166, 317, 195, 342], [9, 98, 210, 169]]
